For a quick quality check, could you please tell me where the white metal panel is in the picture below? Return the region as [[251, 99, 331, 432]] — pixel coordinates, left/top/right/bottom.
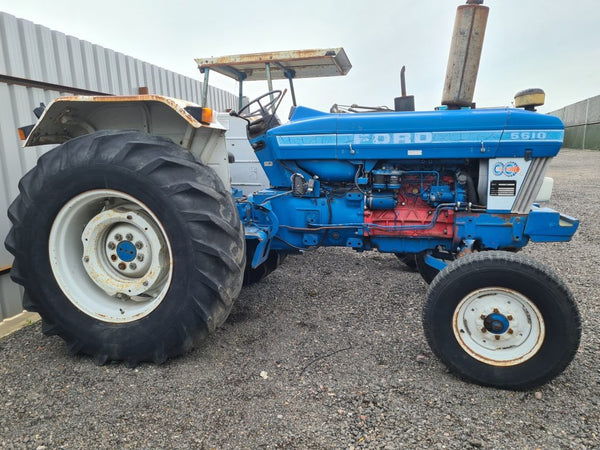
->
[[104, 48, 120, 93], [0, 14, 26, 78], [18, 18, 43, 80], [66, 36, 87, 89], [38, 25, 60, 85], [219, 113, 270, 195], [53, 31, 72, 87], [81, 40, 97, 90]]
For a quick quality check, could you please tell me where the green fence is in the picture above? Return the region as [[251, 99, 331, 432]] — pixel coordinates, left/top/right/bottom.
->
[[550, 95, 600, 150]]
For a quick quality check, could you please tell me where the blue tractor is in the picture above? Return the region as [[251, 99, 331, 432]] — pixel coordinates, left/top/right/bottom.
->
[[6, 2, 580, 389]]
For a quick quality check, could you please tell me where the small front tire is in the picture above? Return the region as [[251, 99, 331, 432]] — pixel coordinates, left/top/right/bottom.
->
[[422, 251, 580, 390]]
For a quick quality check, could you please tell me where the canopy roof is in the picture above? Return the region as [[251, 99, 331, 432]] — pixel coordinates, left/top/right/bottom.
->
[[195, 48, 351, 82]]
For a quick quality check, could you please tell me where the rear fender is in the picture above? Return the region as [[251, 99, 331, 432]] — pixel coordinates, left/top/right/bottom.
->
[[24, 95, 231, 188]]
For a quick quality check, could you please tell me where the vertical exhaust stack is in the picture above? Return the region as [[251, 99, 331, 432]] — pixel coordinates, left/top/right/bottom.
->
[[442, 0, 489, 108], [394, 66, 415, 111]]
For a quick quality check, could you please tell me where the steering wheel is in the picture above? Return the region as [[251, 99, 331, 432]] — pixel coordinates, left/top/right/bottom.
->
[[238, 90, 283, 122]]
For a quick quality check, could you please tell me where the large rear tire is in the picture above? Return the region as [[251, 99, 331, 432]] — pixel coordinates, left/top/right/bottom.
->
[[423, 251, 580, 390], [5, 130, 245, 365]]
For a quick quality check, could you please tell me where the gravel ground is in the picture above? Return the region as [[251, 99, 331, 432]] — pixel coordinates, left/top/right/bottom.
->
[[1, 149, 599, 449]]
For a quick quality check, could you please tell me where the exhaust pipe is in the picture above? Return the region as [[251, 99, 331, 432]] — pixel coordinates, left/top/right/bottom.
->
[[442, 0, 489, 108]]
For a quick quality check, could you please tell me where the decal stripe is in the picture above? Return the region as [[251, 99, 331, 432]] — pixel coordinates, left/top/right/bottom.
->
[[276, 130, 563, 147]]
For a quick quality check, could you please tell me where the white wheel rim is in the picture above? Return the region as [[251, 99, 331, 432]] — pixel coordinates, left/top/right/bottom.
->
[[452, 287, 545, 366], [49, 189, 173, 323]]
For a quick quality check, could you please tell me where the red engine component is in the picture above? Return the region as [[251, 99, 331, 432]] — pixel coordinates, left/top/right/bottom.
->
[[364, 191, 455, 238]]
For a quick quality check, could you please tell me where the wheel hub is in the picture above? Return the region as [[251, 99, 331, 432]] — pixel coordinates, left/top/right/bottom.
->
[[105, 223, 152, 278], [82, 207, 167, 297], [452, 287, 545, 366], [484, 313, 510, 334], [116, 240, 137, 262], [48, 189, 173, 323]]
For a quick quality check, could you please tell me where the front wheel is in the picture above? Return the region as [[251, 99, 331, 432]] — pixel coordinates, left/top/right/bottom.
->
[[422, 251, 580, 390], [5, 130, 245, 365]]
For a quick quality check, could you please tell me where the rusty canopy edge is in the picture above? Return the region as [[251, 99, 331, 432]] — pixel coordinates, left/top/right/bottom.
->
[[195, 48, 352, 82]]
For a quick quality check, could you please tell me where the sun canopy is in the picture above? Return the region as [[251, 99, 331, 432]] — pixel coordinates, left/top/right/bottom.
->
[[195, 48, 351, 82]]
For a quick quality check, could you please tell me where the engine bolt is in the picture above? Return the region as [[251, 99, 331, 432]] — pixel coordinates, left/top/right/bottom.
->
[[135, 241, 143, 249], [125, 233, 134, 241], [107, 242, 116, 250], [129, 263, 137, 270], [114, 234, 123, 241], [137, 254, 144, 262]]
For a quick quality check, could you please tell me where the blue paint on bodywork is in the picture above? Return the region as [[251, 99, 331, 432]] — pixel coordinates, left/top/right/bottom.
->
[[241, 104, 577, 268], [254, 107, 564, 187]]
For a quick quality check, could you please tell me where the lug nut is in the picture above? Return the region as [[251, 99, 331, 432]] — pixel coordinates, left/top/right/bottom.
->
[[507, 315, 513, 321], [129, 263, 137, 270], [143, 281, 149, 287], [83, 256, 89, 263], [114, 234, 123, 241], [126, 233, 134, 241], [481, 327, 487, 333], [480, 314, 486, 320], [135, 241, 144, 249], [493, 308, 500, 314], [495, 335, 501, 341], [508, 328, 514, 334], [118, 262, 126, 270], [137, 254, 144, 262], [107, 242, 116, 250]]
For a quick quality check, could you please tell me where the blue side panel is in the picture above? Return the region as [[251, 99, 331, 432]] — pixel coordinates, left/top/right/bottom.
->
[[248, 189, 365, 251], [454, 213, 529, 250]]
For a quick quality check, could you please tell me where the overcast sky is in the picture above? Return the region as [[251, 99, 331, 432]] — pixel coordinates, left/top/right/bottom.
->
[[1, 0, 598, 114]]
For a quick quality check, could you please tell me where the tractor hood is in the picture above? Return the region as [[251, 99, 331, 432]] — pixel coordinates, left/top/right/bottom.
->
[[269, 107, 564, 161]]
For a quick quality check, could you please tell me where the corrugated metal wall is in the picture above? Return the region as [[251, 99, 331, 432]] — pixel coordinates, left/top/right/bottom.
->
[[0, 11, 238, 321], [549, 94, 600, 150]]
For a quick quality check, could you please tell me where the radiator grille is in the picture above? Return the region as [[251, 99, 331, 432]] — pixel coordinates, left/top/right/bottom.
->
[[512, 157, 551, 214]]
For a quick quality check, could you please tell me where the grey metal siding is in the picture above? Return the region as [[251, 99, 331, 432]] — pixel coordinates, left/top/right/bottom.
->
[[550, 95, 600, 150], [0, 11, 238, 321]]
